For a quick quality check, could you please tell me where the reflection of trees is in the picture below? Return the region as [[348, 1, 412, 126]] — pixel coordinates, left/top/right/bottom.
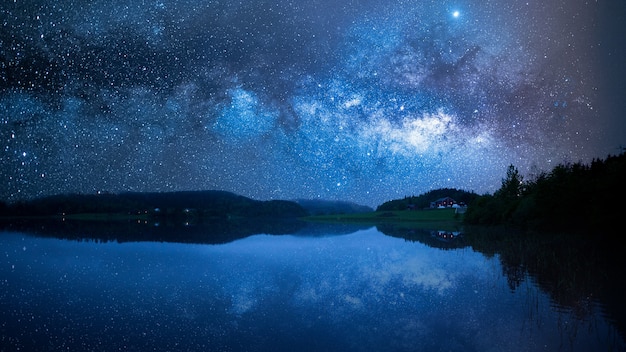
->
[[466, 226, 626, 342], [376, 224, 468, 250], [0, 218, 371, 245], [502, 261, 525, 291], [0, 218, 306, 245], [373, 221, 626, 344]]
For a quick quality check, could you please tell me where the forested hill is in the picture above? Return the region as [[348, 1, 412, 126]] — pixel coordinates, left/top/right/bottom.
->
[[0, 190, 308, 218], [464, 151, 626, 232], [377, 188, 479, 211]]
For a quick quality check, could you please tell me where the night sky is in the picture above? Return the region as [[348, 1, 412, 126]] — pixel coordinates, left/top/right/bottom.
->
[[2, 0, 625, 207]]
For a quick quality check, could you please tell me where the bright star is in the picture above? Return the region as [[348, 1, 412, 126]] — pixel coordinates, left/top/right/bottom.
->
[[452, 11, 460, 18]]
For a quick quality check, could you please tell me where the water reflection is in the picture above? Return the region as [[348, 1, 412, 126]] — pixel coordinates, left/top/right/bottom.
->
[[465, 227, 626, 342], [0, 223, 624, 351], [0, 217, 369, 244], [376, 224, 467, 250]]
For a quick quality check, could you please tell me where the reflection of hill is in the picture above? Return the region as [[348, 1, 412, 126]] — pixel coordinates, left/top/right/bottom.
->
[[0, 218, 306, 245], [0, 218, 373, 245], [380, 222, 626, 341], [376, 223, 468, 250], [465, 226, 626, 343], [291, 221, 374, 237]]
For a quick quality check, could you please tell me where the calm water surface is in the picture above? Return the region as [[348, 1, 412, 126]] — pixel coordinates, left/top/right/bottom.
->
[[1, 226, 623, 351]]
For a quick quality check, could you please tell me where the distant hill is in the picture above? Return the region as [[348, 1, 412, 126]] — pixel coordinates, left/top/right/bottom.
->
[[376, 188, 479, 211], [1, 190, 308, 219], [294, 199, 373, 215]]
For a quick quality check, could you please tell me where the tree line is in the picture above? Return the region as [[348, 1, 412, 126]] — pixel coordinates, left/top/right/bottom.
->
[[464, 151, 626, 233], [376, 188, 479, 211]]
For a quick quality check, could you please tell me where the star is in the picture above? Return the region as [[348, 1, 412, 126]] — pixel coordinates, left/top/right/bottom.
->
[[0, 0, 622, 208]]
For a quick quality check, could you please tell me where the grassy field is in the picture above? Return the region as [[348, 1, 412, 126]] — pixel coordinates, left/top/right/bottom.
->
[[304, 208, 463, 226]]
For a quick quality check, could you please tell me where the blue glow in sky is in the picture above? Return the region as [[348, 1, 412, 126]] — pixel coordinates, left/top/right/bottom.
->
[[1, 0, 625, 207]]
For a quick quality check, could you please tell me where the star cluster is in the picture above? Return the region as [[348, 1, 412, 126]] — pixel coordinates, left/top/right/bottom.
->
[[1, 0, 624, 207]]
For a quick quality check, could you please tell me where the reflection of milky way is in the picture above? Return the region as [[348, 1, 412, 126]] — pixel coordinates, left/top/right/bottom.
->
[[1, 0, 624, 206]]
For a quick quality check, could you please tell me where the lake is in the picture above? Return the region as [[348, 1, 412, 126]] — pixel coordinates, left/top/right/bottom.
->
[[1, 220, 624, 351]]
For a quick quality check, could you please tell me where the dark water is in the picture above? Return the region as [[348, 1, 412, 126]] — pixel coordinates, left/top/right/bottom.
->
[[1, 222, 624, 351]]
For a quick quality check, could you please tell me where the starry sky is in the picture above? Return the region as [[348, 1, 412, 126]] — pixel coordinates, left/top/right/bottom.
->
[[2, 0, 625, 207]]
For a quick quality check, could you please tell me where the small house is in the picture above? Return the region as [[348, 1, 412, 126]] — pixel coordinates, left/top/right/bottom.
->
[[430, 197, 456, 208]]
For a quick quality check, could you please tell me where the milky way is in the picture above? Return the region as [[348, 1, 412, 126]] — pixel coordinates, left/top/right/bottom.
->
[[2, 0, 625, 207]]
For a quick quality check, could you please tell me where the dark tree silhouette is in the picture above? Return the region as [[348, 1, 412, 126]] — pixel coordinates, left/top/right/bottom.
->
[[495, 165, 523, 199], [464, 151, 626, 234]]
